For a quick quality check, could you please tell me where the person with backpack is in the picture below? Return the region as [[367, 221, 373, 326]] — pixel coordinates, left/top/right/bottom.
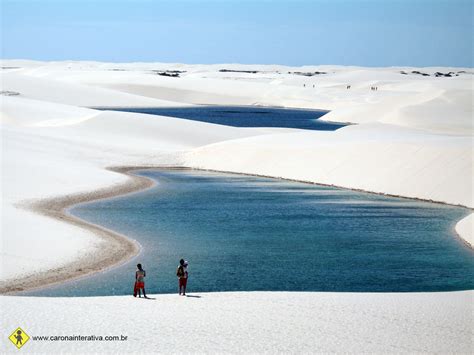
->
[[177, 259, 188, 296], [134, 263, 148, 298]]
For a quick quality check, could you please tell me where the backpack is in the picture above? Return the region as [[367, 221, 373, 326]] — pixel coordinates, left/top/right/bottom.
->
[[177, 265, 184, 278]]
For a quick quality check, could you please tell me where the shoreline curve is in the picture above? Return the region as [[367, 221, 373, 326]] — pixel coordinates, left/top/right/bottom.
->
[[2, 165, 472, 295], [0, 166, 158, 295]]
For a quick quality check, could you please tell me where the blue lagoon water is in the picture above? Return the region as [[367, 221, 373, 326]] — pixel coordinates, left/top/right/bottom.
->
[[97, 106, 344, 131], [27, 169, 473, 297]]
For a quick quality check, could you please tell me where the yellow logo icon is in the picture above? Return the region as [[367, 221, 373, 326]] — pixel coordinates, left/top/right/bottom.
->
[[9, 327, 30, 349]]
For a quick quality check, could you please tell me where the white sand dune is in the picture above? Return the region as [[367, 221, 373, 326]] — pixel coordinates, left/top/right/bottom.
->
[[1, 69, 187, 107], [456, 214, 474, 247], [1, 291, 472, 353], [1, 96, 98, 127], [185, 123, 473, 207], [0, 60, 472, 353]]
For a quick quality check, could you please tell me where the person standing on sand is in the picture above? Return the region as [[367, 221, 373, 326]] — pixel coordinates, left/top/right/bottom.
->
[[183, 260, 188, 284], [177, 259, 188, 296], [134, 263, 148, 298]]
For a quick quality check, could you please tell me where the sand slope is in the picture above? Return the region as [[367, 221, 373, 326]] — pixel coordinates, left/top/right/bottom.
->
[[185, 123, 473, 207], [1, 292, 472, 353]]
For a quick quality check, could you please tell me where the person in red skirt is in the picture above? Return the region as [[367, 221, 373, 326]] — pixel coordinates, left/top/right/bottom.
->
[[134, 263, 148, 298], [177, 259, 188, 296]]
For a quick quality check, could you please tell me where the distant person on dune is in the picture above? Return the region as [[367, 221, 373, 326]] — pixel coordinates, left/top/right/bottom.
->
[[177, 259, 188, 296], [134, 263, 148, 298]]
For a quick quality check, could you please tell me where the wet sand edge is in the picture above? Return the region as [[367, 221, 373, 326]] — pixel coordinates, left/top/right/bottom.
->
[[0, 166, 165, 295]]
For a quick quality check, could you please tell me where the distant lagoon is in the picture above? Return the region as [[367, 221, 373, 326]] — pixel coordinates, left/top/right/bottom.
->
[[95, 106, 345, 131], [27, 169, 474, 297]]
